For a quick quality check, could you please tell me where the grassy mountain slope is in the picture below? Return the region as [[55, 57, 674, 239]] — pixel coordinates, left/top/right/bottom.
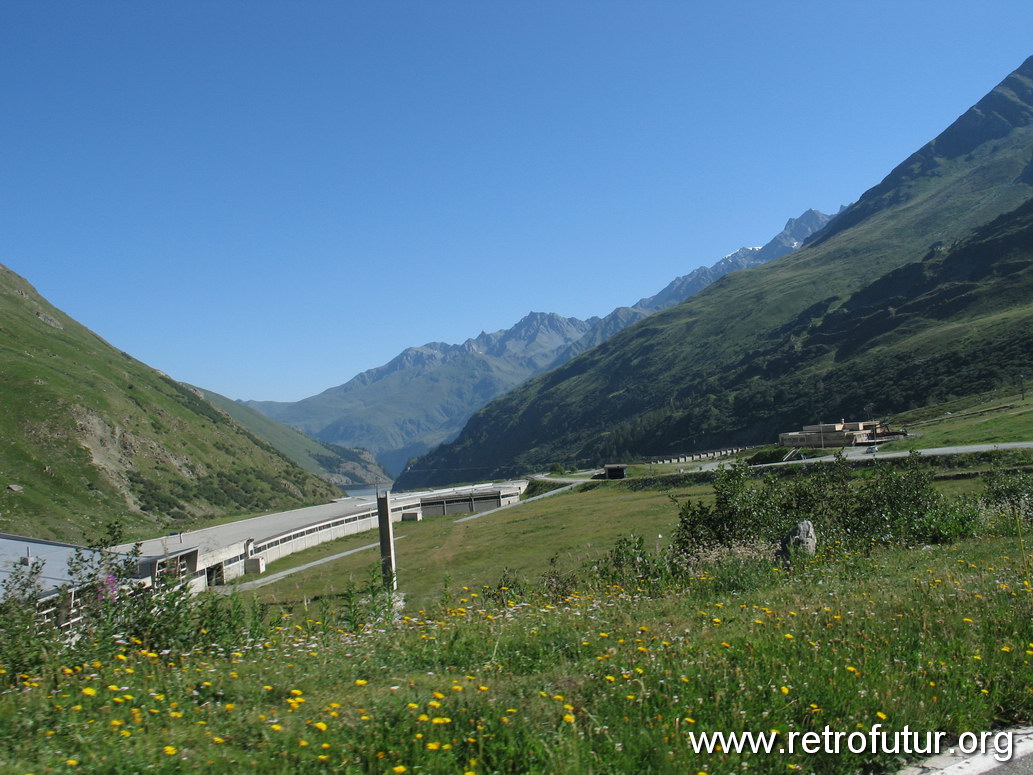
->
[[398, 56, 1033, 487], [192, 386, 392, 489], [0, 265, 340, 543]]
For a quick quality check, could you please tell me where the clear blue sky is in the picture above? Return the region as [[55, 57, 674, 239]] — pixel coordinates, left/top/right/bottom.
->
[[3, 2, 1032, 401]]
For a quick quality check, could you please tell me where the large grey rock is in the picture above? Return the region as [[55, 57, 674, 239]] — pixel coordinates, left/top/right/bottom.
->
[[777, 520, 817, 565], [35, 310, 63, 329]]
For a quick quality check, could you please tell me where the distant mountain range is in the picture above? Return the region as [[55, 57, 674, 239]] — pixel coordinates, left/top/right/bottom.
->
[[633, 208, 834, 314], [246, 209, 832, 475], [396, 54, 1033, 488]]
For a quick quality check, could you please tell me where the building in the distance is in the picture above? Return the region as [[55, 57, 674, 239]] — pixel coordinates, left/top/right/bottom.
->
[[778, 420, 902, 448]]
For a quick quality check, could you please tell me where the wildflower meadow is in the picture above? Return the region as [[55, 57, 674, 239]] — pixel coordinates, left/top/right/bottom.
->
[[0, 457, 1030, 774]]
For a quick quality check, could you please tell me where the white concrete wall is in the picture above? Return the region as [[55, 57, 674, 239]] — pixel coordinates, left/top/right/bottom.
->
[[248, 508, 390, 563], [192, 509, 389, 585], [189, 482, 528, 588]]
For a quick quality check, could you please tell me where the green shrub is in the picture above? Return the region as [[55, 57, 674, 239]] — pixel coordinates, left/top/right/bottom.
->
[[0, 559, 63, 675], [671, 453, 984, 557], [984, 461, 1033, 523], [0, 523, 268, 673]]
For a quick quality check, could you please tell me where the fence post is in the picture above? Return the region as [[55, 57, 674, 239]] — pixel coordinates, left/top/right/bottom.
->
[[377, 493, 397, 591]]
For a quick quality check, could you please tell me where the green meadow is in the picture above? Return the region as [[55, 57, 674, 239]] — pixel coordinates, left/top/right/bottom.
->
[[1, 535, 1028, 774], [254, 484, 688, 610], [2, 452, 1030, 774]]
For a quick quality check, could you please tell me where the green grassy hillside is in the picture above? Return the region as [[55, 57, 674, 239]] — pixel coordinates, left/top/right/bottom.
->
[[257, 483, 684, 608], [399, 55, 1033, 488], [0, 265, 340, 542], [881, 389, 1033, 449], [193, 387, 391, 490]]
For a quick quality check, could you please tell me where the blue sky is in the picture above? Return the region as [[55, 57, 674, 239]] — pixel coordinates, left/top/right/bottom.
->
[[3, 2, 1032, 401]]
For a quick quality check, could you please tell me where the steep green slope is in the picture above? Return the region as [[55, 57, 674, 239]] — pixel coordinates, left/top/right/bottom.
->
[[398, 56, 1033, 488], [192, 386, 392, 489], [0, 265, 340, 542]]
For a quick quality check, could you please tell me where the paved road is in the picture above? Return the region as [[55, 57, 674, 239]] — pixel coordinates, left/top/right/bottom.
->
[[222, 478, 578, 588], [118, 482, 532, 560], [115, 495, 382, 559], [760, 441, 1033, 470], [680, 441, 1033, 473], [989, 743, 1033, 775], [896, 726, 1033, 775], [532, 472, 603, 483]]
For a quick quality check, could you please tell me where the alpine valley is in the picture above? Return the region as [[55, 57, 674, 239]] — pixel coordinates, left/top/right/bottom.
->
[[395, 54, 1033, 488], [245, 210, 833, 475]]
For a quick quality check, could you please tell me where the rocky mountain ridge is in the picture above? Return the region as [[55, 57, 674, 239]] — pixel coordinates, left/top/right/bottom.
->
[[247, 209, 831, 474]]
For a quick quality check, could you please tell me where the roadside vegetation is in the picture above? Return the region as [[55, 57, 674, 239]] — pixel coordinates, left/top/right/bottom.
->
[[239, 450, 1033, 606], [1, 454, 1031, 774]]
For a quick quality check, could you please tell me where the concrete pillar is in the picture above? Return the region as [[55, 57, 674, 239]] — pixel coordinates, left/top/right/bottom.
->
[[377, 493, 397, 591]]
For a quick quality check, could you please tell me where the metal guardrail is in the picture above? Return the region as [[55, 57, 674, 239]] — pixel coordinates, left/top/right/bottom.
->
[[647, 446, 754, 465]]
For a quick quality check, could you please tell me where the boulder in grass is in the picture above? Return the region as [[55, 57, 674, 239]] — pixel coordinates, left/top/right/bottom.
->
[[777, 520, 817, 565]]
